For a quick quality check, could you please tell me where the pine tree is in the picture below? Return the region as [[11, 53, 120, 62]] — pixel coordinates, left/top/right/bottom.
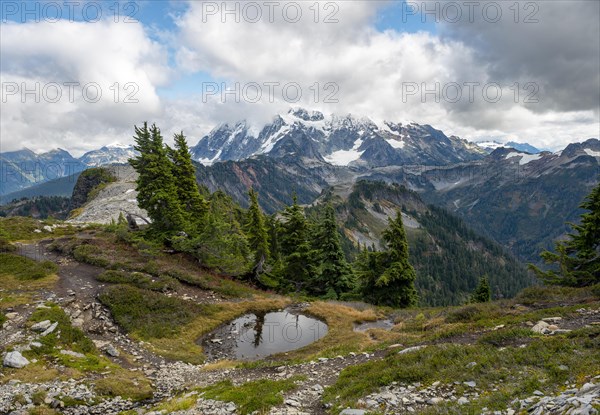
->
[[529, 182, 600, 286], [358, 211, 418, 307], [168, 132, 208, 231], [278, 194, 314, 292], [313, 203, 354, 298], [173, 191, 250, 276], [245, 189, 270, 281], [471, 275, 491, 303], [129, 123, 185, 238]]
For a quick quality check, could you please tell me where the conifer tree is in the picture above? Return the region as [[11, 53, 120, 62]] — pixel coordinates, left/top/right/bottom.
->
[[267, 214, 281, 263], [313, 203, 354, 297], [359, 211, 418, 307], [173, 191, 250, 276], [168, 132, 208, 230], [129, 123, 185, 238], [279, 194, 314, 291], [245, 189, 270, 281], [530, 182, 600, 286], [470, 275, 491, 303]]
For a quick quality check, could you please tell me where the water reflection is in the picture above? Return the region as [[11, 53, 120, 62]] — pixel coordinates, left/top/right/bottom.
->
[[201, 309, 328, 360]]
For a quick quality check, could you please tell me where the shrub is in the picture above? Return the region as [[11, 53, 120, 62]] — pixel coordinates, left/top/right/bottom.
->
[[0, 253, 58, 280], [98, 285, 202, 339]]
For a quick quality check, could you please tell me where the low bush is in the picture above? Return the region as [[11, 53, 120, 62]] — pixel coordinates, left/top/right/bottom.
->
[[98, 285, 202, 339]]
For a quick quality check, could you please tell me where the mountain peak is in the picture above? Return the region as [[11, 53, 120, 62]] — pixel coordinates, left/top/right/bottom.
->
[[191, 110, 486, 167], [289, 108, 324, 122]]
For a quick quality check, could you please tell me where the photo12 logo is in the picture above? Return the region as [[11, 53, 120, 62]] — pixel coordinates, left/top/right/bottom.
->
[[1, 81, 140, 104], [1, 1, 139, 23], [200, 1, 339, 24], [401, 82, 539, 104], [202, 81, 339, 104], [402, 1, 540, 24]]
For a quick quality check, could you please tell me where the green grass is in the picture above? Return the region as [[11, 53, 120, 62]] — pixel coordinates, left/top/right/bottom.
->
[[51, 233, 259, 299], [199, 377, 303, 414], [324, 327, 600, 413], [28, 304, 96, 355], [98, 285, 205, 339], [96, 270, 179, 292], [0, 253, 58, 280], [72, 244, 110, 267], [94, 374, 153, 402], [477, 327, 534, 347], [0, 216, 79, 241]]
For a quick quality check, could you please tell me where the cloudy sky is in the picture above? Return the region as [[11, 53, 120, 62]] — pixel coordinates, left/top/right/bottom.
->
[[1, 0, 599, 155]]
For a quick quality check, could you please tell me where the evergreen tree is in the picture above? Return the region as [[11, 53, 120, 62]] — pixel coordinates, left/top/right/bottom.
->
[[278, 194, 314, 291], [529, 182, 600, 286], [168, 132, 208, 231], [129, 123, 185, 238], [174, 191, 250, 276], [267, 214, 281, 263], [470, 275, 491, 303], [245, 189, 270, 281], [313, 203, 354, 297], [358, 211, 418, 307]]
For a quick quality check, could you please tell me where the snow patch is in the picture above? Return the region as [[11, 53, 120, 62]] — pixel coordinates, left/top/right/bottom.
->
[[324, 138, 364, 166], [198, 149, 222, 166], [106, 142, 132, 149], [387, 138, 405, 149], [584, 149, 600, 157], [505, 152, 542, 165], [476, 141, 504, 150]]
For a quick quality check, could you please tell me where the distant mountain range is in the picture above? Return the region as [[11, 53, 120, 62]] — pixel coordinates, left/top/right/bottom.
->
[[0, 144, 137, 200], [2, 108, 598, 266], [0, 109, 552, 199]]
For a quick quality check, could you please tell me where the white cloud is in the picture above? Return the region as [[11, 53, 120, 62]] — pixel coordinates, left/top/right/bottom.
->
[[1, 1, 598, 155], [171, 0, 599, 150], [0, 19, 169, 155]]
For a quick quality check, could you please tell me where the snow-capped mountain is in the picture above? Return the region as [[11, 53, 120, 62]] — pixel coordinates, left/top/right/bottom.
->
[[191, 108, 487, 168], [79, 143, 138, 167]]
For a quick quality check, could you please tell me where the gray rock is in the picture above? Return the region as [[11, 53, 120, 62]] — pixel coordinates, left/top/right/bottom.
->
[[3, 351, 30, 368], [398, 345, 426, 355], [40, 322, 58, 337], [531, 321, 549, 334], [340, 410, 366, 415], [105, 344, 120, 357], [31, 320, 52, 332]]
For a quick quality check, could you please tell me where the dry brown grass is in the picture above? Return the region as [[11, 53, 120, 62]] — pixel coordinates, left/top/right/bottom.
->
[[280, 301, 384, 360], [1, 363, 61, 384]]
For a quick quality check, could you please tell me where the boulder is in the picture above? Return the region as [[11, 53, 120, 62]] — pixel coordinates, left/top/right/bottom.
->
[[105, 344, 120, 357], [3, 351, 30, 368], [531, 321, 550, 334]]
